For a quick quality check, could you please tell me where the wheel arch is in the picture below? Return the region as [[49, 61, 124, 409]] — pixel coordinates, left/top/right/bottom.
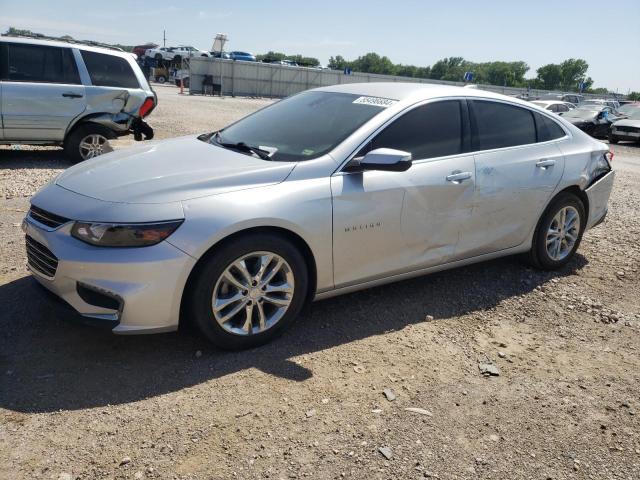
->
[[179, 225, 318, 327], [558, 185, 590, 220]]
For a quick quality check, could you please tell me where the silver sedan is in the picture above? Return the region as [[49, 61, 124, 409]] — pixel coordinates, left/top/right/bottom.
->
[[24, 83, 615, 349]]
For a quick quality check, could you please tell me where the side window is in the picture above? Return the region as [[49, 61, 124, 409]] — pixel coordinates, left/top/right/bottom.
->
[[558, 104, 569, 113], [363, 100, 463, 160], [6, 43, 80, 84], [471, 100, 536, 150], [80, 50, 139, 88], [533, 111, 566, 142]]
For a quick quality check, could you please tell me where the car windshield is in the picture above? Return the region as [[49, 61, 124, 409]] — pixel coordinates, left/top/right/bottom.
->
[[213, 91, 390, 162]]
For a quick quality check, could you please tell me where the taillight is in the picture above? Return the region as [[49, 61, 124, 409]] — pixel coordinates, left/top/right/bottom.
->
[[139, 97, 155, 118], [605, 149, 614, 163]]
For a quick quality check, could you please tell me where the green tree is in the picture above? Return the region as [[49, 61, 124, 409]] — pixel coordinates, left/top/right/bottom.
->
[[328, 55, 350, 70], [350, 52, 397, 75], [559, 58, 589, 91], [628, 92, 640, 101], [536, 64, 563, 90]]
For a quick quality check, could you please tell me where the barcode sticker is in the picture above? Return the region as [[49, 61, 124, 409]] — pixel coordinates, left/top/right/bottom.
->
[[352, 96, 398, 108]]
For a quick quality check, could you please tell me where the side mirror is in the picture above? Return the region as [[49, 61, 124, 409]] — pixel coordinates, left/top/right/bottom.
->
[[358, 148, 412, 172]]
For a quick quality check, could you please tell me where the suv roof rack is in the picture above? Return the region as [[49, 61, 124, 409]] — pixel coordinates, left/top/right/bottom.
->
[[1, 32, 125, 52]]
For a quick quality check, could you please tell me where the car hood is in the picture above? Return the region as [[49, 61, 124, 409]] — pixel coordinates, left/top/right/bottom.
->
[[613, 119, 640, 128], [55, 136, 296, 204]]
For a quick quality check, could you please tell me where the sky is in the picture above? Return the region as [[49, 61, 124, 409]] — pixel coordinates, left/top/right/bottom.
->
[[1, 0, 638, 92]]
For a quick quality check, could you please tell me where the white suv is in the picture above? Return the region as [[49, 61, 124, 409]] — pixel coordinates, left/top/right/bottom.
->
[[0, 37, 156, 162]]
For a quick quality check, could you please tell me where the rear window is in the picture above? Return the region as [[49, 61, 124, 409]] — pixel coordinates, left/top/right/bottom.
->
[[80, 50, 139, 88], [471, 100, 536, 150], [5, 43, 80, 84], [533, 112, 566, 142]]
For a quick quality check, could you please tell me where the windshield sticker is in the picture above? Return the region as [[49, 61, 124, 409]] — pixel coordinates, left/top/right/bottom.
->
[[301, 149, 315, 156], [352, 96, 398, 108]]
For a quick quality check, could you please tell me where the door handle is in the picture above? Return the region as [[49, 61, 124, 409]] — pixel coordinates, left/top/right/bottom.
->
[[446, 171, 472, 183], [62, 92, 83, 98], [536, 159, 556, 169]]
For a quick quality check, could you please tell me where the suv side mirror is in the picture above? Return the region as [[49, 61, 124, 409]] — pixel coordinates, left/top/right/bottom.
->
[[358, 148, 412, 172]]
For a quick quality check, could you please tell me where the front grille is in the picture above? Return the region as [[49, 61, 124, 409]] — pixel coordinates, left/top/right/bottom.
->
[[615, 126, 639, 134], [28, 205, 70, 229], [25, 235, 59, 278]]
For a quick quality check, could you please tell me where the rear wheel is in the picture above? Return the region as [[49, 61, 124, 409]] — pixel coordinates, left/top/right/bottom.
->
[[64, 124, 113, 163], [188, 234, 309, 350], [528, 192, 586, 270], [608, 132, 619, 144]]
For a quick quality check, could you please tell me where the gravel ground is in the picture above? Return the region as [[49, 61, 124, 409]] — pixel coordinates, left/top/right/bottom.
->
[[1, 85, 639, 480]]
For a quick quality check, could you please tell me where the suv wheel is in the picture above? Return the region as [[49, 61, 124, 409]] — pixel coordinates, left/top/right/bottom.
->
[[156, 75, 166, 84], [188, 234, 308, 350], [528, 192, 586, 270], [64, 124, 113, 163]]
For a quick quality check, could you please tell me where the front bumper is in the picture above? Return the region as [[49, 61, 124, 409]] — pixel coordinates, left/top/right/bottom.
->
[[23, 215, 196, 334], [610, 127, 640, 141]]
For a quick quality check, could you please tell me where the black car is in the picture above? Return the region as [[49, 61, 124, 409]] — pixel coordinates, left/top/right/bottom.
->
[[562, 105, 621, 138]]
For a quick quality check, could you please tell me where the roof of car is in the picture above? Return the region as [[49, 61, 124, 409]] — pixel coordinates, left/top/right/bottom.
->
[[316, 82, 531, 106], [0, 36, 133, 59], [532, 100, 567, 106]]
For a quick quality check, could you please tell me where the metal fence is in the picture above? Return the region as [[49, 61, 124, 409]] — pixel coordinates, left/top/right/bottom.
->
[[188, 57, 618, 100]]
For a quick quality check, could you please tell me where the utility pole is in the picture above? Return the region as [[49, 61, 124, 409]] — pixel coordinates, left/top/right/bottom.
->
[[163, 29, 166, 47]]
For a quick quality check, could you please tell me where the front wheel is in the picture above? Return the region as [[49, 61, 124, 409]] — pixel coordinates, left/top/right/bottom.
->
[[188, 234, 309, 350], [528, 192, 586, 270]]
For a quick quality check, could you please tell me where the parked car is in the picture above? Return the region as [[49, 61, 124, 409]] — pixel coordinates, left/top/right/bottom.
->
[[270, 60, 299, 67], [145, 46, 209, 63], [561, 105, 622, 138], [0, 36, 156, 162], [582, 98, 620, 110], [617, 102, 640, 117], [531, 100, 573, 115], [539, 93, 584, 105], [24, 83, 614, 349], [209, 51, 231, 59], [609, 108, 640, 144], [133, 43, 158, 58], [229, 51, 256, 62]]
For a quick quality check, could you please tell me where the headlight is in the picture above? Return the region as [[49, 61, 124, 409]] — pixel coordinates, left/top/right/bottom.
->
[[71, 220, 183, 247]]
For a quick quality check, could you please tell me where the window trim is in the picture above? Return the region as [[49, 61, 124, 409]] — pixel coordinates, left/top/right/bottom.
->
[[336, 97, 473, 174], [468, 98, 569, 155]]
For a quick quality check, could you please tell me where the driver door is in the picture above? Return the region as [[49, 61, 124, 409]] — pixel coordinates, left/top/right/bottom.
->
[[331, 99, 476, 288]]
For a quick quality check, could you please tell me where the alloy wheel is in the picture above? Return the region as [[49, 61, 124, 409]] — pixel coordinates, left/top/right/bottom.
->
[[545, 206, 580, 261], [79, 134, 111, 160], [212, 251, 295, 335]]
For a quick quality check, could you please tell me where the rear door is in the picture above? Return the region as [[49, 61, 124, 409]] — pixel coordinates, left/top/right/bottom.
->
[[1, 42, 85, 141], [331, 99, 476, 287], [459, 100, 566, 257], [79, 50, 144, 116]]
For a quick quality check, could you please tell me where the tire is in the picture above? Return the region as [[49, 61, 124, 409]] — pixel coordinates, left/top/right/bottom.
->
[[608, 133, 619, 144], [527, 192, 586, 270], [156, 75, 166, 84], [154, 54, 163, 62], [188, 234, 309, 350], [173, 55, 182, 64], [64, 124, 114, 163]]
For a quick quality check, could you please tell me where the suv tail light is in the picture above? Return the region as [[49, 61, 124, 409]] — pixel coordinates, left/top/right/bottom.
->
[[605, 149, 614, 163], [139, 97, 156, 118]]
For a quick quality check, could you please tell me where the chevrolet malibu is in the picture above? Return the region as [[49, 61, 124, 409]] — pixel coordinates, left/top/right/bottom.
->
[[24, 83, 615, 349]]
